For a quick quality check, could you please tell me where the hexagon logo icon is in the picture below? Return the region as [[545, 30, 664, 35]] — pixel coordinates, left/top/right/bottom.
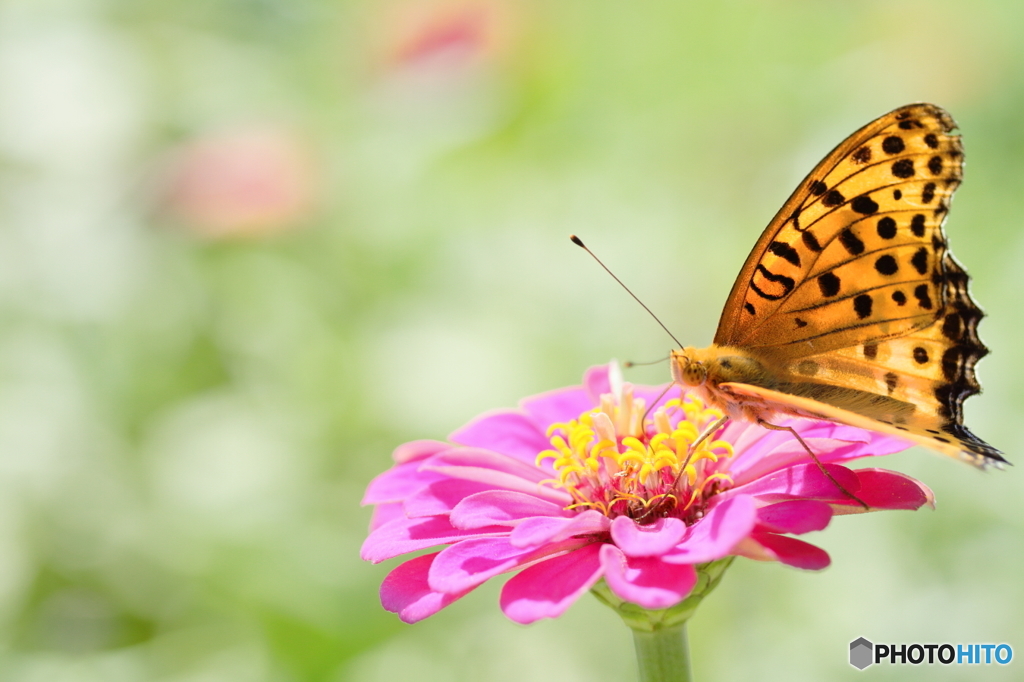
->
[[850, 637, 874, 670]]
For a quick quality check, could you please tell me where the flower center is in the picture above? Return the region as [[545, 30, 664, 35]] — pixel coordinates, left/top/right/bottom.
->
[[537, 385, 735, 525]]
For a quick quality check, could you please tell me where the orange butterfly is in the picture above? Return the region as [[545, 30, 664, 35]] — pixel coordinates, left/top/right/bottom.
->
[[670, 103, 1004, 468]]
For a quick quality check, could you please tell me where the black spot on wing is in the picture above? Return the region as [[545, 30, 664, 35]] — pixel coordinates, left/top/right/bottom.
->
[[875, 254, 899, 275], [853, 294, 873, 319], [942, 312, 963, 340], [914, 283, 932, 310], [882, 136, 905, 154], [851, 195, 879, 215], [801, 231, 822, 252], [822, 189, 845, 207], [750, 265, 795, 301], [839, 228, 865, 255], [876, 217, 897, 239], [768, 241, 801, 267], [809, 180, 827, 196], [852, 146, 872, 164], [892, 159, 915, 178], [942, 346, 966, 382], [922, 182, 936, 204], [911, 214, 926, 237], [818, 272, 841, 297], [911, 247, 929, 275]]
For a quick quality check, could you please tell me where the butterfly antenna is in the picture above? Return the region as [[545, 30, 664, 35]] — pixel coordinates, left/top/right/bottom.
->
[[624, 357, 669, 368], [570, 235, 684, 348]]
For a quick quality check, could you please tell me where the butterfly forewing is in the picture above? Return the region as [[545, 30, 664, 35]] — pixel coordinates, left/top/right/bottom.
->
[[716, 103, 963, 353], [704, 103, 1002, 466]]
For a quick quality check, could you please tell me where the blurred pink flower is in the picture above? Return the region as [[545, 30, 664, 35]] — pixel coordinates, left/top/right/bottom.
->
[[361, 365, 931, 624], [378, 0, 516, 73], [163, 126, 316, 238]]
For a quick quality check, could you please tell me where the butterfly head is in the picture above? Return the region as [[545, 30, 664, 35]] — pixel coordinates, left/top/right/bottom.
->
[[670, 347, 707, 387]]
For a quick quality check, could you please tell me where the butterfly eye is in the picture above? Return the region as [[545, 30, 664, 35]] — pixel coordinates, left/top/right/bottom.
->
[[680, 360, 707, 387]]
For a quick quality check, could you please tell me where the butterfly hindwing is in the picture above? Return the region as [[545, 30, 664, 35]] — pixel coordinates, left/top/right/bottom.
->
[[716, 381, 994, 467]]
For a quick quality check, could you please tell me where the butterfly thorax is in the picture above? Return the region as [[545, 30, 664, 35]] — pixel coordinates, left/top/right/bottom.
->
[[671, 345, 785, 421]]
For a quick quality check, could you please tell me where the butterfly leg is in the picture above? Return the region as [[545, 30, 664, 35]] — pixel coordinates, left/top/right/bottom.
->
[[671, 414, 730, 483], [657, 415, 731, 508], [635, 415, 731, 523], [687, 415, 730, 458], [756, 419, 870, 510]]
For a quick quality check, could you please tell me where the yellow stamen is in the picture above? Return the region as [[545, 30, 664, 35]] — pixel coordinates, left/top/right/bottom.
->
[[536, 386, 737, 523]]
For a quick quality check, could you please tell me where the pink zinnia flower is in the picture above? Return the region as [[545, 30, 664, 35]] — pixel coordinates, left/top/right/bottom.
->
[[361, 364, 932, 624], [163, 126, 316, 238]]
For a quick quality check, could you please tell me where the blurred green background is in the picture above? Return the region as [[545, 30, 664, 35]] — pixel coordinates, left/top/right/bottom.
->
[[1, 0, 1022, 680]]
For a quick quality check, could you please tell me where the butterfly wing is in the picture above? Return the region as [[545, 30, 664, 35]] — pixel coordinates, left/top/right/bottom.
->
[[710, 103, 1002, 466], [715, 103, 962, 352], [716, 381, 1000, 468]]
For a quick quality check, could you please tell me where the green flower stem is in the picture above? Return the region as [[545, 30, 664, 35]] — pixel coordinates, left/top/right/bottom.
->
[[591, 556, 735, 682], [632, 623, 692, 682]]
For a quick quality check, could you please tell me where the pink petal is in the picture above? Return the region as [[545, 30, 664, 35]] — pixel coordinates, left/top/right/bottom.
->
[[610, 516, 686, 557], [835, 468, 935, 513], [662, 495, 757, 564], [509, 510, 610, 549], [361, 515, 510, 563], [520, 386, 595, 433], [499, 543, 604, 624], [729, 421, 911, 482], [420, 461, 571, 505], [716, 418, 763, 453], [583, 365, 611, 401], [450, 491, 570, 530], [630, 384, 677, 412], [426, 448, 549, 482], [403, 479, 494, 518], [730, 536, 775, 562], [731, 438, 867, 484], [362, 459, 446, 505], [429, 537, 588, 594], [756, 500, 833, 534], [369, 502, 406, 531], [393, 439, 450, 464], [750, 532, 831, 570], [600, 545, 697, 609], [721, 462, 861, 503], [381, 553, 472, 623], [823, 426, 910, 456], [448, 411, 551, 463]]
